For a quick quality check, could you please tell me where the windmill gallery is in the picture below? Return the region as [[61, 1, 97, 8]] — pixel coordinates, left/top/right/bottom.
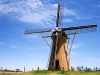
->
[[24, 4, 97, 71]]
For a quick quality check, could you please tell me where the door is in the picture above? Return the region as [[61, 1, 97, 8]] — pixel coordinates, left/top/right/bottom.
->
[[56, 60, 59, 69]]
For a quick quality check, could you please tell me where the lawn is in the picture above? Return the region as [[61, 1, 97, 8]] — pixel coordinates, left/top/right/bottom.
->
[[0, 70, 100, 75]]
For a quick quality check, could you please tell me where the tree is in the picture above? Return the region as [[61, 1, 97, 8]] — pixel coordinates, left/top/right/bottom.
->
[[98, 68, 100, 71], [71, 67, 75, 71], [81, 65, 84, 70], [94, 67, 95, 71], [76, 66, 84, 71], [1, 67, 3, 71], [87, 68, 92, 72], [96, 67, 97, 71], [76, 66, 81, 71], [5, 69, 7, 72]]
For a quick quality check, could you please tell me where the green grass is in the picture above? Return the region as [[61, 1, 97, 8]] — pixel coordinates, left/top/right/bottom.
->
[[0, 70, 100, 75]]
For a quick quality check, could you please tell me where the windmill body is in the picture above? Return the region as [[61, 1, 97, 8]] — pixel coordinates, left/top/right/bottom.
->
[[48, 32, 71, 70], [24, 4, 97, 71]]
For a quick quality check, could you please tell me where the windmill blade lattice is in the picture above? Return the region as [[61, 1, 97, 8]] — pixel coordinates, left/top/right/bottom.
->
[[61, 24, 97, 35], [24, 28, 52, 34], [58, 3, 64, 27], [56, 4, 60, 28]]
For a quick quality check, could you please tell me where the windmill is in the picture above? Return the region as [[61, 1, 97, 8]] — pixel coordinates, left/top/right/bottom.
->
[[24, 4, 97, 71]]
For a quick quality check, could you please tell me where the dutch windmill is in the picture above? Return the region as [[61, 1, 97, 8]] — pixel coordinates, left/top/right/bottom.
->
[[24, 4, 97, 71]]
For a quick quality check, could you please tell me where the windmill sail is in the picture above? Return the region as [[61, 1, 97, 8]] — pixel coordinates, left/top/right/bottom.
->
[[58, 3, 64, 27], [24, 28, 52, 34], [56, 4, 60, 28], [61, 24, 97, 35]]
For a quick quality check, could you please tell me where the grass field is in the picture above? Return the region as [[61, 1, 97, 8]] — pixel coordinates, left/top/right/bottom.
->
[[0, 70, 100, 75]]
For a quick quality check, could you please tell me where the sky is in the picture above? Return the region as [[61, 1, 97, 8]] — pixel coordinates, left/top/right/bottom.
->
[[0, 0, 100, 71]]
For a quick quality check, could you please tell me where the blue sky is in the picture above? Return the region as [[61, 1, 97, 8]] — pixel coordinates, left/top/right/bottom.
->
[[0, 0, 100, 71]]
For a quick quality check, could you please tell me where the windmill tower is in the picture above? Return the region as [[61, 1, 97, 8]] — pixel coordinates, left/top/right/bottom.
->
[[24, 4, 97, 71], [48, 32, 71, 70]]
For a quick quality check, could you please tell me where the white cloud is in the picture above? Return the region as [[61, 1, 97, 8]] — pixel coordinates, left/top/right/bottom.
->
[[87, 57, 100, 62], [68, 43, 84, 49], [25, 35, 37, 38], [97, 4, 100, 7], [40, 46, 50, 49], [75, 15, 98, 20], [0, 0, 57, 27], [68, 1, 75, 3], [28, 54, 39, 57], [63, 19, 73, 22], [64, 9, 77, 16], [94, 2, 100, 8], [24, 35, 38, 41], [75, 16, 89, 20], [28, 48, 36, 50], [9, 45, 19, 49], [72, 43, 84, 49], [70, 51, 77, 56], [0, 0, 77, 28], [0, 42, 5, 45]]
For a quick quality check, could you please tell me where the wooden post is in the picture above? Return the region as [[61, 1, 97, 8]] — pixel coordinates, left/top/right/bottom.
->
[[94, 67, 95, 71]]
